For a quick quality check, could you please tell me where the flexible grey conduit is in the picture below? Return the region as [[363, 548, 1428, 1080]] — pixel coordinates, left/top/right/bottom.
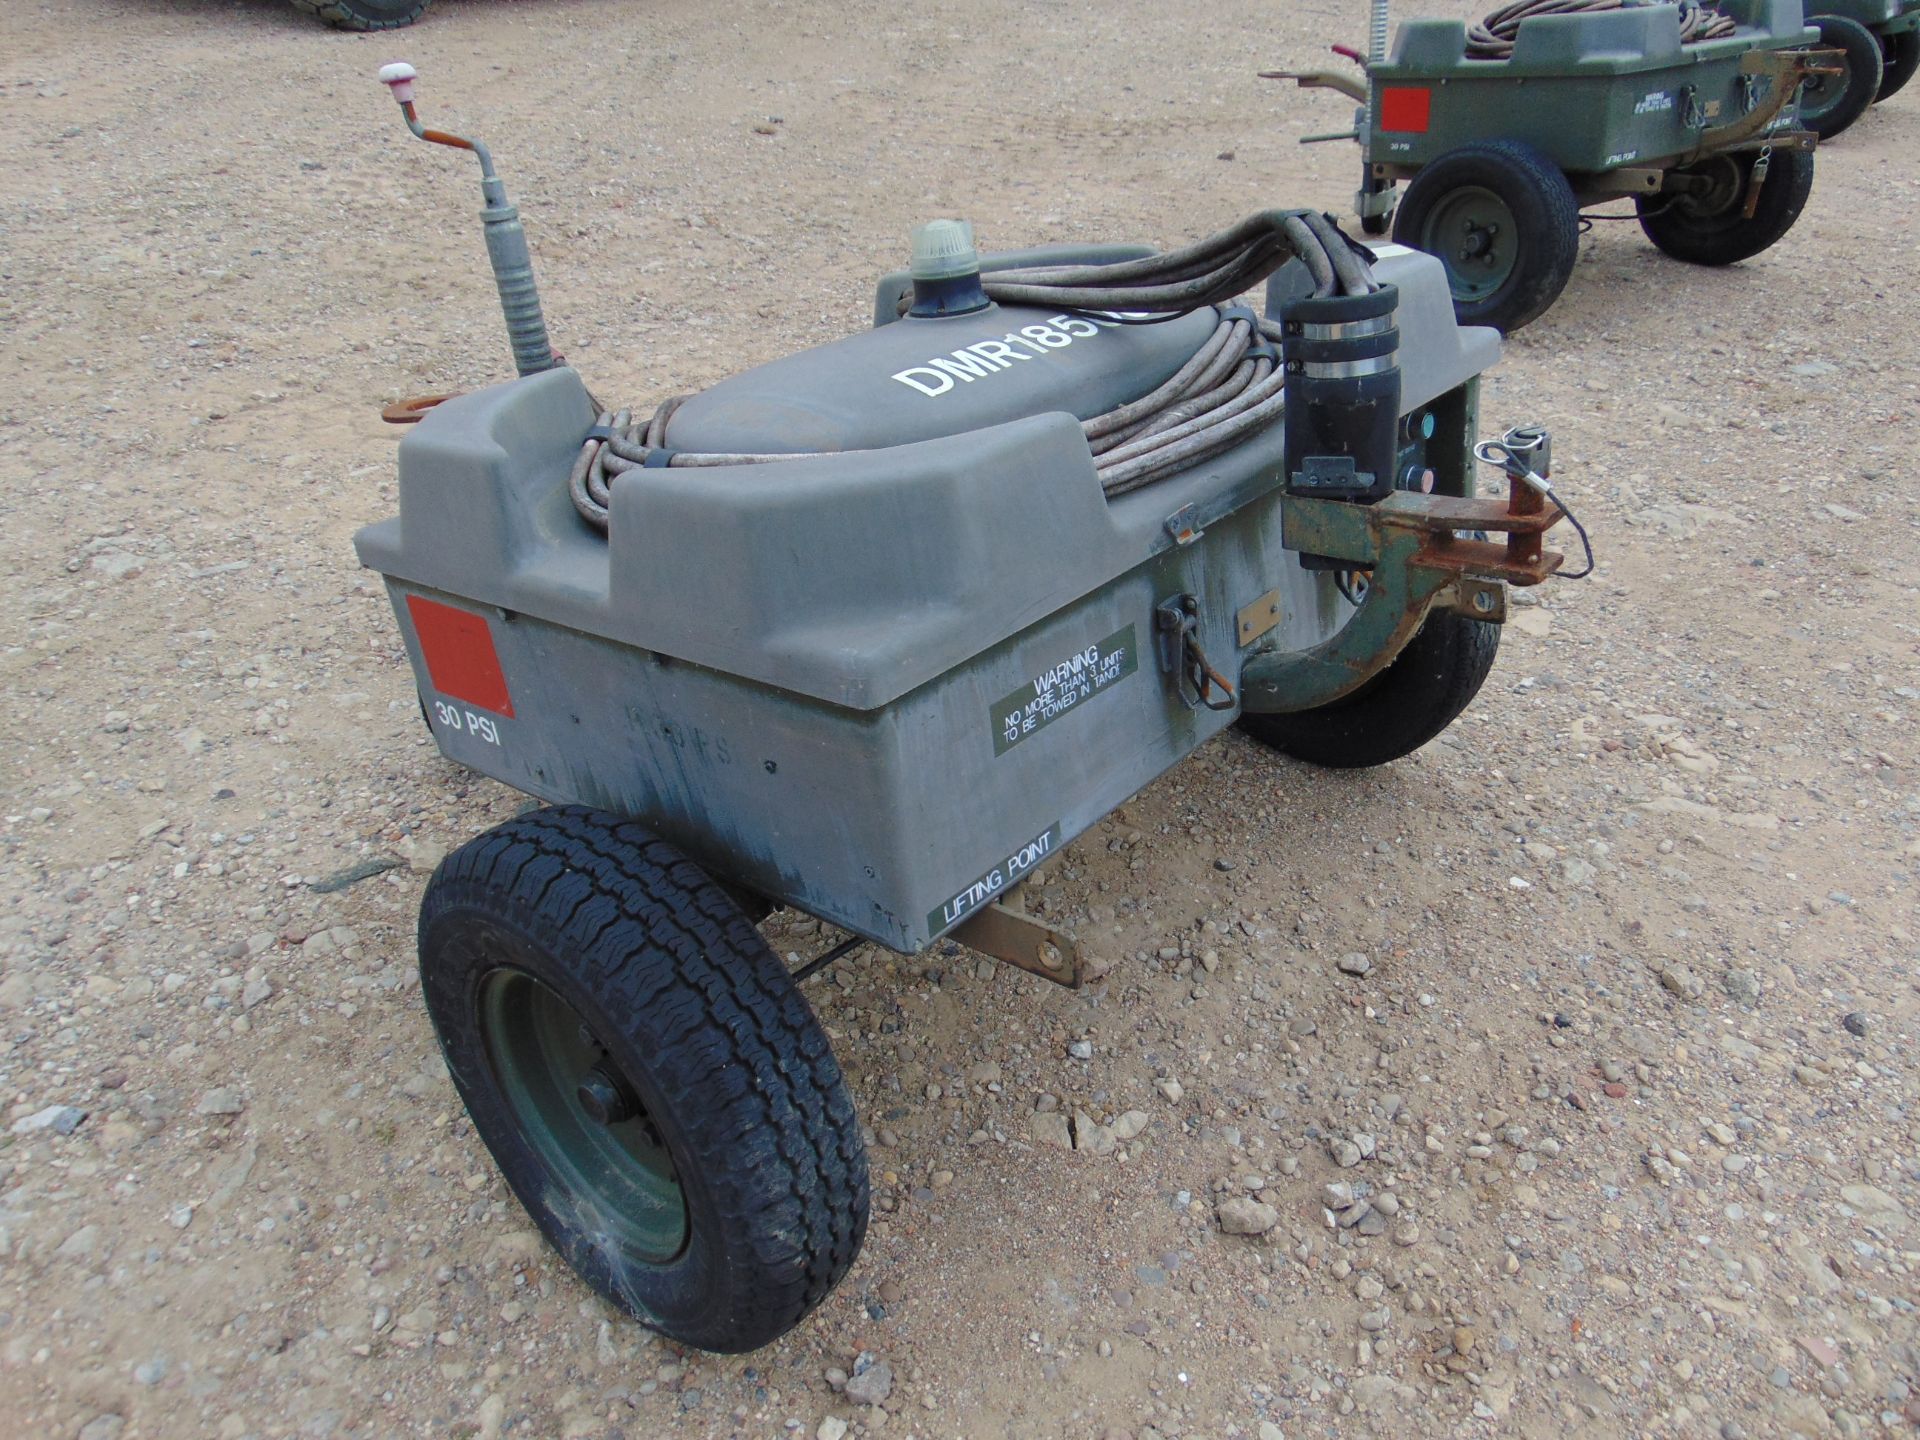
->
[[569, 209, 1374, 532], [1465, 0, 1735, 59]]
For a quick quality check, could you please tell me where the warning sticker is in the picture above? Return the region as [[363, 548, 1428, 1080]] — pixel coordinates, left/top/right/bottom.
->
[[991, 624, 1138, 755], [927, 823, 1062, 936]]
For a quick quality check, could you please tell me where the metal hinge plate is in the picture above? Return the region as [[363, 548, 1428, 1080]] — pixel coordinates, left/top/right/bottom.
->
[[1236, 589, 1282, 646]]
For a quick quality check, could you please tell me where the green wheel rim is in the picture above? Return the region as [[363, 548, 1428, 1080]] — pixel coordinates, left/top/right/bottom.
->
[[479, 968, 689, 1262], [1422, 185, 1519, 303], [1669, 155, 1745, 221], [1799, 59, 1847, 122]]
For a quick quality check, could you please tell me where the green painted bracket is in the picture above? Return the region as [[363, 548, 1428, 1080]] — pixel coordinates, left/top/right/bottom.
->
[[1239, 492, 1524, 716], [1682, 48, 1828, 164]]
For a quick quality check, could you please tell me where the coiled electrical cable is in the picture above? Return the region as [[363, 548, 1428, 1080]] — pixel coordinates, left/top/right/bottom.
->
[[568, 210, 1374, 532], [1465, 0, 1735, 60]]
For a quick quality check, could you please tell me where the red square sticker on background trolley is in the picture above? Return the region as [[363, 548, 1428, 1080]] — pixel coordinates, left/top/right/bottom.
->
[[1379, 86, 1432, 133]]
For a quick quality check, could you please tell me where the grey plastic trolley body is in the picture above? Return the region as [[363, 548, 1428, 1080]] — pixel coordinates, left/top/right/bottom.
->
[[356, 247, 1495, 955]]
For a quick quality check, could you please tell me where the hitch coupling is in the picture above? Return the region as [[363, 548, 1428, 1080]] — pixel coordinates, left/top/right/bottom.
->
[[1242, 419, 1568, 716]]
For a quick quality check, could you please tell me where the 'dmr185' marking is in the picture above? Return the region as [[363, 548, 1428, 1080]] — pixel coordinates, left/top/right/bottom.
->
[[891, 314, 1120, 398]]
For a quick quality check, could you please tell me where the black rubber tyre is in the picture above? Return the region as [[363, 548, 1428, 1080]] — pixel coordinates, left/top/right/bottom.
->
[[418, 806, 868, 1353], [1237, 608, 1500, 769], [289, 0, 429, 31], [1360, 210, 1392, 237], [1635, 146, 1815, 266], [1878, 29, 1919, 100], [1391, 139, 1579, 334], [1800, 15, 1884, 137]]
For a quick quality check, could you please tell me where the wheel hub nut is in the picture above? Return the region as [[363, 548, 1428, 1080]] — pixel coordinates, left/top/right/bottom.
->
[[577, 1065, 636, 1125]]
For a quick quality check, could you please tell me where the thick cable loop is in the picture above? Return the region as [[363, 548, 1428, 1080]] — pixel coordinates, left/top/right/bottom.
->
[[569, 210, 1375, 533], [1465, 0, 1735, 59]]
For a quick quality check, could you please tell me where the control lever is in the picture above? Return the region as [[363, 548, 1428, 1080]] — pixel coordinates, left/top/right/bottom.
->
[[378, 62, 557, 378]]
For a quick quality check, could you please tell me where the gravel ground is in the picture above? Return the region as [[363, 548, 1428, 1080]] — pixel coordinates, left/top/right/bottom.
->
[[3, 1, 1919, 1437]]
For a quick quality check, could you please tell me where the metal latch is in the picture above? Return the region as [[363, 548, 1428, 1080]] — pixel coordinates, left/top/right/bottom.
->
[[1742, 146, 1772, 219], [1681, 84, 1706, 130], [1154, 595, 1237, 712]]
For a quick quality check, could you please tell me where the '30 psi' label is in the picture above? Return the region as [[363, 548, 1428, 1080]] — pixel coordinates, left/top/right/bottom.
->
[[432, 699, 502, 746]]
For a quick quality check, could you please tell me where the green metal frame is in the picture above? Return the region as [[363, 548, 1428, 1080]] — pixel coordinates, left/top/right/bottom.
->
[[1240, 487, 1559, 715], [1362, 0, 1819, 180], [1810, 0, 1920, 36]]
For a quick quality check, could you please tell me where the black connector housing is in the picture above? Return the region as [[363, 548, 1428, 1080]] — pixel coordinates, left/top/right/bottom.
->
[[1280, 284, 1401, 504]]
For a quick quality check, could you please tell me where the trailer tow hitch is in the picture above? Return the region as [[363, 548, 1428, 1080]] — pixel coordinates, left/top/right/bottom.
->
[[1242, 424, 1576, 715]]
